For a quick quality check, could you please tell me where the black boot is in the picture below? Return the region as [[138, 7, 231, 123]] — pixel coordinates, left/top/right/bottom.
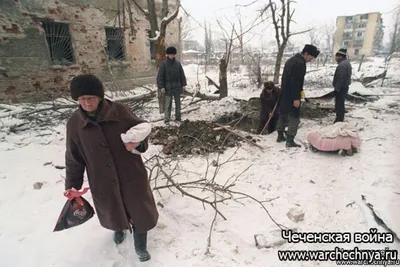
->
[[286, 135, 301, 148], [276, 131, 286, 142], [134, 231, 151, 262], [114, 230, 126, 244]]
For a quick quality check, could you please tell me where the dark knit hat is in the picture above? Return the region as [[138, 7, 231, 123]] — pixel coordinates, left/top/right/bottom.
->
[[336, 48, 347, 57], [264, 81, 275, 90], [302, 44, 320, 58], [70, 74, 104, 101], [166, 46, 177, 55]]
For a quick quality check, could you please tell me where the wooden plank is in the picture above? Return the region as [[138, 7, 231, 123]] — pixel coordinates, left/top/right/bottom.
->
[[215, 123, 264, 151]]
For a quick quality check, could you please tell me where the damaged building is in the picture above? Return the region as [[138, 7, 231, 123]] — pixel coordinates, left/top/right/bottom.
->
[[0, 0, 181, 103]]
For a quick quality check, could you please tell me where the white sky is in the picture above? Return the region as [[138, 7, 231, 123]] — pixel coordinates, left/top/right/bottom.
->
[[180, 0, 400, 48]]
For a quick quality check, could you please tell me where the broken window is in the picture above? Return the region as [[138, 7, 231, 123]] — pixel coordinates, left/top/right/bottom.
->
[[42, 21, 75, 65], [147, 30, 156, 60], [358, 23, 366, 28], [357, 31, 364, 37], [354, 49, 359, 55], [105, 27, 125, 61], [360, 14, 369, 20]]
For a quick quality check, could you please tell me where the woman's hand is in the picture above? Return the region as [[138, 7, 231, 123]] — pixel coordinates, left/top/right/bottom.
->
[[125, 142, 140, 151]]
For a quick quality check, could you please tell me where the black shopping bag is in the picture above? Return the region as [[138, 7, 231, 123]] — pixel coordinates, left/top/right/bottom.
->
[[53, 195, 95, 232]]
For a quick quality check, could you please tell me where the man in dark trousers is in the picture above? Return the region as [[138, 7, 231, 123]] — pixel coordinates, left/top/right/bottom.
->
[[276, 44, 319, 148], [157, 46, 187, 123], [332, 48, 352, 123]]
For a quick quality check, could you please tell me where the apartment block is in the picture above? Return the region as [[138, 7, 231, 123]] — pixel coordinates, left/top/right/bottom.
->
[[333, 12, 384, 58]]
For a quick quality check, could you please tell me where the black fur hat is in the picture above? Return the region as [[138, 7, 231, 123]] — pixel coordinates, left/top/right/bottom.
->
[[166, 46, 177, 55], [336, 48, 347, 57], [70, 74, 104, 101], [264, 81, 275, 90], [302, 44, 320, 58]]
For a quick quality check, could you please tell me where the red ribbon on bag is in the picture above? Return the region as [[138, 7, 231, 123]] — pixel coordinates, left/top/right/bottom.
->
[[64, 187, 90, 205]]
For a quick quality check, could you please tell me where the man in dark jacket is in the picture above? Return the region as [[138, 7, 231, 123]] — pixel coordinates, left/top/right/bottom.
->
[[258, 81, 280, 134], [333, 48, 352, 123], [157, 46, 187, 123], [276, 44, 320, 148], [65, 74, 158, 262]]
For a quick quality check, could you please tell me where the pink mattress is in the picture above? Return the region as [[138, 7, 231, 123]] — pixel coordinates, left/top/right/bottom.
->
[[307, 132, 361, 151]]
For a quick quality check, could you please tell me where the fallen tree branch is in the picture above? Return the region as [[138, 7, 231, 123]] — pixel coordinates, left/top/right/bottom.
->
[[156, 157, 228, 220], [215, 123, 264, 151], [205, 191, 218, 255], [228, 189, 289, 230], [206, 75, 221, 90], [317, 105, 356, 110], [146, 135, 284, 255], [153, 178, 206, 190], [0, 92, 156, 120]]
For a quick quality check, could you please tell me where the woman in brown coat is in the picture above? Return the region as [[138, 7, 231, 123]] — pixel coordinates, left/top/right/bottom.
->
[[65, 74, 158, 262]]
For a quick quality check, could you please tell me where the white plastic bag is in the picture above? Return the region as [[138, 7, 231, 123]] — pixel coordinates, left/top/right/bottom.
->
[[120, 122, 152, 154]]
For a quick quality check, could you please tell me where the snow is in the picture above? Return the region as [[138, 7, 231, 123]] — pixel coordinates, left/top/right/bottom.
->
[[148, 30, 160, 42], [183, 50, 202, 54], [1, 58, 400, 267], [348, 82, 376, 95]]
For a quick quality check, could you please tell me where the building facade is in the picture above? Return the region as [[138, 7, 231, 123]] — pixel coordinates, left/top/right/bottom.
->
[[333, 12, 384, 58], [0, 0, 181, 103]]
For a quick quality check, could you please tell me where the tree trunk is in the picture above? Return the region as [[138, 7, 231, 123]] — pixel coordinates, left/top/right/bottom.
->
[[323, 54, 329, 66], [156, 37, 166, 114], [358, 55, 365, 72], [273, 44, 286, 84], [240, 41, 245, 65], [219, 57, 228, 98], [257, 66, 262, 88]]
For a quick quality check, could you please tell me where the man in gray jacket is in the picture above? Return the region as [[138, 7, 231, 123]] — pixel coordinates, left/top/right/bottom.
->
[[157, 46, 187, 123], [332, 48, 352, 123]]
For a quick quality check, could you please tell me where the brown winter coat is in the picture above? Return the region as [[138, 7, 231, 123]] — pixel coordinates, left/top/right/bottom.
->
[[65, 99, 159, 233]]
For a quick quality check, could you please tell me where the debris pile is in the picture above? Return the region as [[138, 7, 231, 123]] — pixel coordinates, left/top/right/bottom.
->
[[150, 120, 259, 156]]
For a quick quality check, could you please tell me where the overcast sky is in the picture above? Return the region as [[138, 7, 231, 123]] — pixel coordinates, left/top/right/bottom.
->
[[180, 0, 400, 48]]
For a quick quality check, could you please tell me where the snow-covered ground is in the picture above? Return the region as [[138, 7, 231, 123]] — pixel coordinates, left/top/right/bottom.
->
[[0, 58, 399, 267]]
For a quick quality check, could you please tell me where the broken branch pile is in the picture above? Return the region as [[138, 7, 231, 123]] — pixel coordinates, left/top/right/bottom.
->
[[144, 148, 288, 254], [0, 92, 156, 134]]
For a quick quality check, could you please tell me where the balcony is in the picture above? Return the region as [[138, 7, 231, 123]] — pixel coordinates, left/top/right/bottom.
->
[[343, 33, 353, 40], [354, 31, 364, 39], [353, 40, 363, 47], [360, 14, 369, 22], [342, 41, 352, 47], [357, 23, 367, 29]]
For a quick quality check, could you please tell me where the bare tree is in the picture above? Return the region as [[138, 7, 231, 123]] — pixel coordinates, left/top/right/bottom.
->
[[322, 23, 335, 56], [180, 12, 193, 41], [204, 21, 213, 67], [233, 9, 246, 65], [199, 14, 267, 99], [262, 0, 310, 84], [130, 0, 181, 113], [216, 20, 236, 98], [246, 49, 263, 87], [308, 27, 321, 48]]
